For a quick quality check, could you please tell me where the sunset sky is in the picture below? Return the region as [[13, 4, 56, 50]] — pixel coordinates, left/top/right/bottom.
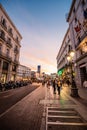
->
[[0, 0, 72, 74]]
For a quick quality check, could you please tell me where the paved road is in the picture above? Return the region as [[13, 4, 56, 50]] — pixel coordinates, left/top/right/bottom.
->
[[0, 83, 40, 115], [0, 83, 45, 130]]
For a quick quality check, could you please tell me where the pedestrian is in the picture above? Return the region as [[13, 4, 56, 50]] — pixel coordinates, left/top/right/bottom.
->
[[52, 79, 56, 94], [57, 80, 62, 95], [47, 80, 50, 89]]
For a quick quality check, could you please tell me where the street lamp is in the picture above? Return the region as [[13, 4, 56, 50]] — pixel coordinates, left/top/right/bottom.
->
[[67, 50, 79, 97]]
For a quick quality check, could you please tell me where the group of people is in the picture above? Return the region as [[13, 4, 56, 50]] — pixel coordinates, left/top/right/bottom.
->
[[52, 79, 62, 95], [46, 79, 62, 95]]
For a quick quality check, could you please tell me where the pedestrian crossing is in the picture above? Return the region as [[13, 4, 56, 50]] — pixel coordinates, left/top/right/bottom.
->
[[46, 107, 87, 130]]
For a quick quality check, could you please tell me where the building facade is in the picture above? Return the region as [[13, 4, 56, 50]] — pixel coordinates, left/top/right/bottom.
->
[[56, 28, 74, 81], [0, 4, 22, 83], [67, 0, 87, 87], [57, 0, 87, 87], [17, 64, 31, 81]]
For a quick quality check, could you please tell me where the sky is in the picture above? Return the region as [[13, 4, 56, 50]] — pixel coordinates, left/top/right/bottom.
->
[[0, 0, 72, 74]]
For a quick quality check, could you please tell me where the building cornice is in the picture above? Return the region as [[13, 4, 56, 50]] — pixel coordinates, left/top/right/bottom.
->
[[67, 0, 76, 22], [0, 4, 22, 39]]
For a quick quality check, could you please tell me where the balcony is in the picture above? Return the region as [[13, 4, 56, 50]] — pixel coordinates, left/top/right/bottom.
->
[[0, 50, 12, 62], [14, 48, 19, 53], [1, 21, 7, 30], [0, 35, 6, 42], [6, 41, 12, 48], [76, 52, 87, 63], [14, 59, 19, 65], [8, 29, 13, 37], [75, 32, 87, 49]]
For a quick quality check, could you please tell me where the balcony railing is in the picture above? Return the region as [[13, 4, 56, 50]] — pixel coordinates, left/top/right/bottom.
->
[[6, 41, 12, 48], [0, 50, 12, 61], [1, 21, 7, 30], [75, 32, 87, 48], [0, 35, 6, 41]]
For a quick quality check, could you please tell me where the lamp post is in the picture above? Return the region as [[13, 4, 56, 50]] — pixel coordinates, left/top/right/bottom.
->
[[67, 50, 79, 97]]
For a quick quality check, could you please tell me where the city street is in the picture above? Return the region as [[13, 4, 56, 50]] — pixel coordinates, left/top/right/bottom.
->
[[0, 83, 87, 130], [0, 83, 45, 130], [0, 83, 40, 115], [0, 0, 87, 129]]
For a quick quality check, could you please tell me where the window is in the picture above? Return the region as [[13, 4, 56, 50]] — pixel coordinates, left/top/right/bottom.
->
[[2, 61, 9, 70], [16, 36, 19, 43], [12, 65, 16, 71], [8, 27, 13, 36], [75, 17, 77, 23], [6, 48, 9, 56], [0, 30, 5, 40], [7, 37, 11, 44], [1, 18, 7, 29]]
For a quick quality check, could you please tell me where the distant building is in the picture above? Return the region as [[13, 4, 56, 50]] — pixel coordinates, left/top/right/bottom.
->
[[17, 64, 31, 81], [37, 65, 41, 73], [0, 4, 22, 83], [31, 71, 36, 81]]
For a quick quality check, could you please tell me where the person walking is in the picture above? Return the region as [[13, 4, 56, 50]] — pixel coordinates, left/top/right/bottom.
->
[[57, 80, 61, 95], [52, 79, 56, 94]]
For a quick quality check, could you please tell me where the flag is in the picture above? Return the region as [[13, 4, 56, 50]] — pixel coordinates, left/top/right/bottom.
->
[[84, 9, 87, 19], [74, 20, 81, 33], [74, 25, 81, 32]]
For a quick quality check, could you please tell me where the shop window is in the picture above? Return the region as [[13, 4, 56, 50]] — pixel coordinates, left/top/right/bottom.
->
[[1, 73, 7, 83]]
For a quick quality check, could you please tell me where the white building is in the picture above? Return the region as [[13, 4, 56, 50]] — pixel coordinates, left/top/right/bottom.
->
[[67, 0, 87, 87], [17, 64, 31, 81], [0, 4, 22, 83], [56, 28, 71, 71], [56, 28, 73, 79]]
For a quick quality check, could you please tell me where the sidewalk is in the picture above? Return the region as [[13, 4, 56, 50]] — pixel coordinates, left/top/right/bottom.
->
[[40, 84, 87, 130], [40, 84, 87, 119]]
